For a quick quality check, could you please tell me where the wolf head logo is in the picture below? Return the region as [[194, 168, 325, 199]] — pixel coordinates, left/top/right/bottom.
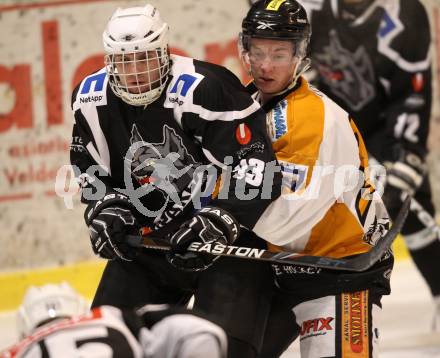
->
[[127, 124, 199, 203], [315, 30, 375, 111]]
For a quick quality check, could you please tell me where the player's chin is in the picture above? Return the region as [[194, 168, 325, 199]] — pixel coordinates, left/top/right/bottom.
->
[[255, 79, 281, 93]]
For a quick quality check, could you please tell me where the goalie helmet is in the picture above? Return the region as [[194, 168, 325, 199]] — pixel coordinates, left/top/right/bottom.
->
[[17, 282, 88, 338], [240, 0, 311, 90], [103, 4, 170, 106]]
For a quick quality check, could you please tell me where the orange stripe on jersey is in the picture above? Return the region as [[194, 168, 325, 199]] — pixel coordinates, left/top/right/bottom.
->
[[341, 291, 370, 358], [349, 119, 369, 168], [267, 241, 284, 253], [304, 203, 371, 258], [2, 309, 103, 357], [271, 79, 325, 189]]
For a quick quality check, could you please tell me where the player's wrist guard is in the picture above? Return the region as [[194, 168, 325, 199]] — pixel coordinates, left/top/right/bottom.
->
[[196, 206, 240, 244], [84, 192, 135, 225], [386, 151, 426, 195]]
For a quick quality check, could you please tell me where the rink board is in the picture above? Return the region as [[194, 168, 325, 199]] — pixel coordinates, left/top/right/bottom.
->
[[0, 237, 410, 312]]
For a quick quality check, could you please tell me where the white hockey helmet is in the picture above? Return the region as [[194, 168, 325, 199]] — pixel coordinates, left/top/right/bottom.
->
[[17, 282, 89, 338], [103, 4, 170, 106]]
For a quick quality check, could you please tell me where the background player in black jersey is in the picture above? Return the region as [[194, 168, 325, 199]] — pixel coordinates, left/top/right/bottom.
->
[[1, 282, 227, 358], [300, 0, 440, 330], [70, 3, 281, 357]]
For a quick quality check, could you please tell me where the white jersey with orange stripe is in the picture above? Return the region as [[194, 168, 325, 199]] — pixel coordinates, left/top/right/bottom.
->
[[1, 305, 227, 358], [251, 77, 390, 258], [1, 306, 143, 358]]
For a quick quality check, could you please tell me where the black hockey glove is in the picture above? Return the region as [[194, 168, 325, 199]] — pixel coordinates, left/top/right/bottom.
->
[[167, 207, 240, 272], [383, 149, 425, 221], [84, 192, 140, 261]]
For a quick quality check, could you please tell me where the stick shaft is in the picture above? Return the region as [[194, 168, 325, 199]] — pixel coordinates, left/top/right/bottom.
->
[[127, 197, 410, 272]]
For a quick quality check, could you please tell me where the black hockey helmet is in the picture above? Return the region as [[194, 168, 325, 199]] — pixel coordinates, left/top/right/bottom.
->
[[241, 0, 311, 52]]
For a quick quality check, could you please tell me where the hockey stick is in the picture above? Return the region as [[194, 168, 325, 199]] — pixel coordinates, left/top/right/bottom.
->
[[127, 196, 410, 272]]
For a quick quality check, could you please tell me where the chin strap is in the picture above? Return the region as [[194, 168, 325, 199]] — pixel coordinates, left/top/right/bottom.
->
[[287, 57, 311, 91]]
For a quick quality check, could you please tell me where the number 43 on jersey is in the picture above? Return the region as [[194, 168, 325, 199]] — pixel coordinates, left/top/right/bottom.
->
[[233, 158, 265, 186]]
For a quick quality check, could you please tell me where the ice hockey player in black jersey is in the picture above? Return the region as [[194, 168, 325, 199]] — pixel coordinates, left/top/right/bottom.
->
[[1, 283, 227, 358], [70, 3, 281, 357], [302, 0, 440, 330]]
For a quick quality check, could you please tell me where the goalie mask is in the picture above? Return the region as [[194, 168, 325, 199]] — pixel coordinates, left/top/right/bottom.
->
[[103, 4, 170, 106], [17, 282, 89, 338], [240, 0, 311, 93]]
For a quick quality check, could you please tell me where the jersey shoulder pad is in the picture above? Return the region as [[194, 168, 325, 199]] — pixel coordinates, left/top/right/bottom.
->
[[166, 56, 244, 95], [72, 67, 109, 111], [193, 59, 244, 90], [379, 0, 430, 65], [193, 59, 256, 111], [165, 55, 254, 114], [164, 55, 205, 106]]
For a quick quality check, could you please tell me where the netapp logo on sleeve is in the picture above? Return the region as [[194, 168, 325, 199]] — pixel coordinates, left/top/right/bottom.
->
[[80, 95, 104, 104]]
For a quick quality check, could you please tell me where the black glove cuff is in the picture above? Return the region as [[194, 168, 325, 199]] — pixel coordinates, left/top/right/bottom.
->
[[197, 206, 240, 243], [84, 192, 134, 225]]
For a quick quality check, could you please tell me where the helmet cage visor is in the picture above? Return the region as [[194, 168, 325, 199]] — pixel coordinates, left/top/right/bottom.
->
[[103, 10, 170, 107], [105, 48, 169, 106], [240, 32, 308, 65]]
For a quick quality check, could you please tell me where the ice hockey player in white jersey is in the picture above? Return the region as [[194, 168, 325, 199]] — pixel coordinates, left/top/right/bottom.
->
[[1, 283, 227, 358], [239, 1, 397, 357]]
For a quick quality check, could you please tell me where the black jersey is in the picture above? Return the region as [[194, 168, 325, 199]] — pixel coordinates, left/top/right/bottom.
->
[[306, 0, 432, 161], [70, 55, 280, 233]]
